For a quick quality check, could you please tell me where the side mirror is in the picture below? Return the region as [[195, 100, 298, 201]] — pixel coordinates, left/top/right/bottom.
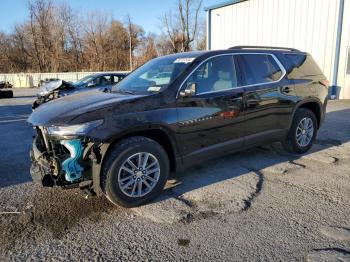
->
[[180, 82, 196, 97]]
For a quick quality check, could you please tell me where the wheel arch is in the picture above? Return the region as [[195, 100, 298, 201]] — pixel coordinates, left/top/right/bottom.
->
[[100, 125, 179, 174], [291, 99, 322, 129]]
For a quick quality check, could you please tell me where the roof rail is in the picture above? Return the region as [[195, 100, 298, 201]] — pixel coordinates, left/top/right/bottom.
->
[[229, 46, 300, 52]]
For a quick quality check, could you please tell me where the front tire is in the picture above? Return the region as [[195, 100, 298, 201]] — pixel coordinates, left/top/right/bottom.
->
[[283, 108, 317, 154], [0, 90, 13, 98], [101, 136, 169, 207]]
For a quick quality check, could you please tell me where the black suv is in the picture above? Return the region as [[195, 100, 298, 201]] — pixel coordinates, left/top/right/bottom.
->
[[28, 46, 328, 207]]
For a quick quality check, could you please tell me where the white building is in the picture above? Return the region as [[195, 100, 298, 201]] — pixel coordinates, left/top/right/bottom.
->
[[205, 0, 350, 99]]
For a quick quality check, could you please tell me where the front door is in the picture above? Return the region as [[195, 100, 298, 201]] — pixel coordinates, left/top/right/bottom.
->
[[176, 55, 245, 165]]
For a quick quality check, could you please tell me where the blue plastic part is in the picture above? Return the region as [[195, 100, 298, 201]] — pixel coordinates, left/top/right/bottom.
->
[[60, 139, 84, 182]]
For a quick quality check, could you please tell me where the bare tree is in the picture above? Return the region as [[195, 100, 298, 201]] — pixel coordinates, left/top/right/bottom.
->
[[28, 0, 57, 72], [1, 0, 211, 74], [83, 12, 109, 71], [161, 0, 203, 53], [135, 34, 158, 67]]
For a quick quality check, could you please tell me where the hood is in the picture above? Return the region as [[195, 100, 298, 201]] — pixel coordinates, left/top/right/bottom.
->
[[38, 80, 73, 96], [28, 89, 145, 126]]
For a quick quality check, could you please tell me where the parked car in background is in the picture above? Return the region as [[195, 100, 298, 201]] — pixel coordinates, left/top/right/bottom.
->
[[0, 81, 13, 98], [28, 47, 328, 207], [38, 78, 60, 88], [32, 72, 128, 109], [0, 81, 13, 89]]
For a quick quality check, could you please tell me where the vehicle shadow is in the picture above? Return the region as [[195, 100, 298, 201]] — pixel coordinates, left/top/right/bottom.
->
[[12, 95, 37, 99], [0, 104, 33, 188]]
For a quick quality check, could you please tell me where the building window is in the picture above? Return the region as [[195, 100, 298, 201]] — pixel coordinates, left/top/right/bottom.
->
[[347, 47, 350, 75]]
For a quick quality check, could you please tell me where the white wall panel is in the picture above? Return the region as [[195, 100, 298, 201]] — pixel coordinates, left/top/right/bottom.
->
[[337, 0, 350, 99], [208, 0, 350, 98]]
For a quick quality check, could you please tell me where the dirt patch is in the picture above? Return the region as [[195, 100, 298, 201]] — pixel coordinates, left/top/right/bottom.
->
[[0, 187, 121, 249], [177, 238, 190, 247], [131, 167, 263, 224], [177, 238, 191, 247]]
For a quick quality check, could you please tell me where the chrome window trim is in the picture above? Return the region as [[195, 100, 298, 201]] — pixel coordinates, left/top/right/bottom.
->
[[176, 52, 287, 98]]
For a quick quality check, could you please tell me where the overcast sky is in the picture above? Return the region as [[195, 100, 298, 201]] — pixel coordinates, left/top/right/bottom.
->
[[0, 0, 220, 34]]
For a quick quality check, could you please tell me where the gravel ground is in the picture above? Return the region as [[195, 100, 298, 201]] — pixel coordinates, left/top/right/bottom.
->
[[0, 89, 350, 261]]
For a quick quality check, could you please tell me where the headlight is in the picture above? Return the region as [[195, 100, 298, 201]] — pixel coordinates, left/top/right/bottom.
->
[[47, 120, 103, 136], [38, 91, 49, 96]]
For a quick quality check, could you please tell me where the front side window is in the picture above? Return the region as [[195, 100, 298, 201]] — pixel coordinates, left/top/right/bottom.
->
[[237, 54, 283, 85], [184, 55, 238, 94]]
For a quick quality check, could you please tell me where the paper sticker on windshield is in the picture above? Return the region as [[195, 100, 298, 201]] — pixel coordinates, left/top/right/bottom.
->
[[174, 57, 195, 64], [147, 86, 161, 92]]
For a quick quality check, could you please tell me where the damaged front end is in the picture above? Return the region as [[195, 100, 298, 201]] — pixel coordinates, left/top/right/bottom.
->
[[30, 120, 104, 195], [32, 90, 61, 110], [32, 80, 74, 110]]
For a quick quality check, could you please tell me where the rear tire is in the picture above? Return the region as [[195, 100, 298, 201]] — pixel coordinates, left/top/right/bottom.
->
[[101, 136, 169, 207], [283, 108, 317, 154]]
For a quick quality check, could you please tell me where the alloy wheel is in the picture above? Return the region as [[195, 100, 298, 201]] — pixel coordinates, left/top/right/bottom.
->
[[117, 152, 160, 198], [296, 117, 314, 147]]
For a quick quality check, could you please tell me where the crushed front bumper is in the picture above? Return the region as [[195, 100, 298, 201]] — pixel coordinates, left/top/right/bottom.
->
[[30, 138, 53, 186], [29, 127, 104, 195], [29, 133, 85, 187]]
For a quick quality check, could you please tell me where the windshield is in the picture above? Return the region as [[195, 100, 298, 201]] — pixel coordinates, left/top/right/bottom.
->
[[73, 75, 95, 86], [113, 56, 196, 94]]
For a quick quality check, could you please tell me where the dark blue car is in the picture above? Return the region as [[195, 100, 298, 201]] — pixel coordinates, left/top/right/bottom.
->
[[32, 72, 128, 109]]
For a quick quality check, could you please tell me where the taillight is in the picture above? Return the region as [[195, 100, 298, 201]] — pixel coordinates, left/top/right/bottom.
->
[[319, 79, 330, 88]]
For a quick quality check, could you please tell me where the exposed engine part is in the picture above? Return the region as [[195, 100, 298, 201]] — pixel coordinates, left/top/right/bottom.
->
[[32, 91, 60, 110], [61, 139, 84, 182]]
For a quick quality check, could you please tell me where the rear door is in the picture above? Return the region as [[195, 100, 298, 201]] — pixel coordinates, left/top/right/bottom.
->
[[176, 55, 245, 164], [236, 53, 295, 144]]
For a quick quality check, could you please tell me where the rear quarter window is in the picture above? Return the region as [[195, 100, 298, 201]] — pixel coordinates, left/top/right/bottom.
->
[[285, 54, 324, 78]]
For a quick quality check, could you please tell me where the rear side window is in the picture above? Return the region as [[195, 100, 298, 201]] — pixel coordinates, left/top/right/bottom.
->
[[285, 54, 323, 77], [237, 54, 283, 86]]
